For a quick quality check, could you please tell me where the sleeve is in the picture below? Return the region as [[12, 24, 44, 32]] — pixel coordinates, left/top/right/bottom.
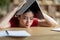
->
[[9, 17, 19, 27], [31, 18, 38, 26]]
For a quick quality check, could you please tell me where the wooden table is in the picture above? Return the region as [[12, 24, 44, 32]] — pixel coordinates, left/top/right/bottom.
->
[[0, 27, 60, 40]]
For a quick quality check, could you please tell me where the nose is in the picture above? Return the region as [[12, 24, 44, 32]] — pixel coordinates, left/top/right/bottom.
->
[[26, 19, 30, 25]]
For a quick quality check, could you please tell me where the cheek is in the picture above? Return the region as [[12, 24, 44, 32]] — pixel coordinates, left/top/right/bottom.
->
[[23, 20, 33, 25], [19, 19, 26, 25], [23, 20, 27, 24]]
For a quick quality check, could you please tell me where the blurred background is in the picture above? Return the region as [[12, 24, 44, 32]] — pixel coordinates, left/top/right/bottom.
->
[[0, 0, 60, 26]]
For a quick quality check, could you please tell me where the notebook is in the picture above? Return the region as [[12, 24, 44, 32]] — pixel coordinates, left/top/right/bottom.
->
[[0, 30, 31, 37]]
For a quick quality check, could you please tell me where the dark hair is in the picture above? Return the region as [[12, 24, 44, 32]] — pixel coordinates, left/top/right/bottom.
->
[[17, 9, 33, 17]]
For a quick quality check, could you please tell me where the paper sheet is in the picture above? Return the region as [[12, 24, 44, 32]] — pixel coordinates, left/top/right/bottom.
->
[[8, 30, 31, 37], [0, 30, 31, 37], [52, 28, 60, 32], [0, 31, 7, 37]]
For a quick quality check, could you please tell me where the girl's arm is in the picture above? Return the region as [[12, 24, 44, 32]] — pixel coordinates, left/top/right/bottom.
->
[[38, 13, 58, 27], [0, 0, 26, 28]]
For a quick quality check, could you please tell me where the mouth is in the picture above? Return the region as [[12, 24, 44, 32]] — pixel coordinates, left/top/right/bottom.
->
[[26, 23, 32, 27]]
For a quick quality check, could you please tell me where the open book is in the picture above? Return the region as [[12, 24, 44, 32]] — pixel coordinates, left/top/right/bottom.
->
[[0, 30, 31, 37]]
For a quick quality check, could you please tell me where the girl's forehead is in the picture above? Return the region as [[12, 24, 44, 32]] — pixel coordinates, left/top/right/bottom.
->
[[23, 11, 34, 15], [18, 11, 34, 18], [17, 11, 34, 18]]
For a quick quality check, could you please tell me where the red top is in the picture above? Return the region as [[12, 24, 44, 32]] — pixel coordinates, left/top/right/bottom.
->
[[9, 17, 38, 28]]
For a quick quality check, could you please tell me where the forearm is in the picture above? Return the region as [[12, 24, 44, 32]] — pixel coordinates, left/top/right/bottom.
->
[[1, 9, 17, 23], [0, 7, 18, 28], [0, 0, 26, 28], [42, 13, 58, 27], [0, 0, 26, 25], [38, 19, 51, 27]]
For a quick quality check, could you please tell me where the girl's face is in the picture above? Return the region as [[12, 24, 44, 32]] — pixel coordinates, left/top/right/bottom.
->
[[18, 11, 34, 27]]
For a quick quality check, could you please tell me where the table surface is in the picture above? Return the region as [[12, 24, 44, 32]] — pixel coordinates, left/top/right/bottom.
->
[[0, 27, 60, 40]]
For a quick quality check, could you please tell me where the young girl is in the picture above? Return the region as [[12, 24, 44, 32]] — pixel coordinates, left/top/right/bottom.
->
[[0, 2, 58, 28]]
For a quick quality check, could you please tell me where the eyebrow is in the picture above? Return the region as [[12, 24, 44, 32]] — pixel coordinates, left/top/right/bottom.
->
[[23, 16, 27, 17]]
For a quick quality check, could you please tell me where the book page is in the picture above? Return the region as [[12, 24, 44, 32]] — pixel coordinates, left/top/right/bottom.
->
[[0, 31, 7, 37], [7, 30, 31, 37], [52, 28, 60, 32]]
